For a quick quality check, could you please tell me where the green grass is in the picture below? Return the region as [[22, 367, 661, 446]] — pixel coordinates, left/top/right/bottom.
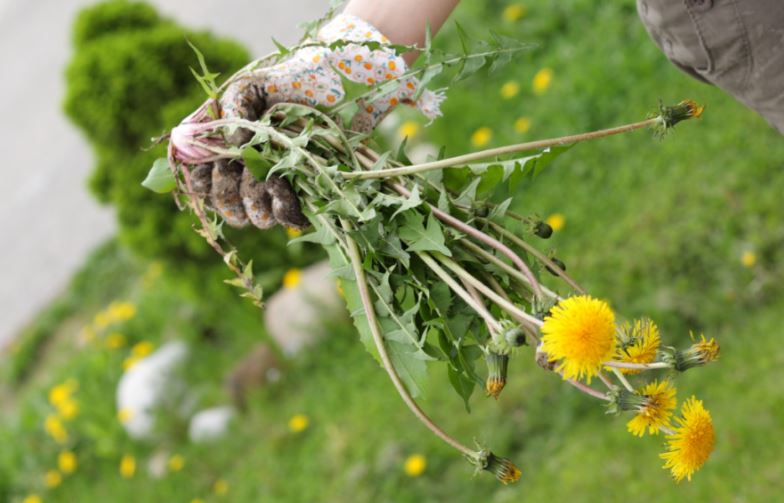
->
[[2, 1, 784, 502]]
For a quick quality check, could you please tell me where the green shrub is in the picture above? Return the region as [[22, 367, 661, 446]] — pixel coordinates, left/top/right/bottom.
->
[[63, 0, 323, 288]]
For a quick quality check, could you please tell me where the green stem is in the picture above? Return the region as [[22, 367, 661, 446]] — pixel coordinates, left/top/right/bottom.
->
[[341, 219, 478, 460], [610, 367, 635, 393], [604, 361, 671, 371], [342, 118, 660, 180]]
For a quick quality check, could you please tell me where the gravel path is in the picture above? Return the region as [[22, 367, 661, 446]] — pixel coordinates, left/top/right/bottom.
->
[[0, 0, 326, 347]]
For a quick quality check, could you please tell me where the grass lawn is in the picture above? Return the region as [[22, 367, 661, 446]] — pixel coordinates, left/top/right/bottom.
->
[[2, 1, 783, 502]]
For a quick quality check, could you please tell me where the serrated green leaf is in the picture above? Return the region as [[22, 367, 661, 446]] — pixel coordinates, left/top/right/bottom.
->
[[399, 212, 452, 256], [141, 158, 176, 193], [388, 340, 428, 398], [448, 365, 474, 412], [242, 147, 273, 180]]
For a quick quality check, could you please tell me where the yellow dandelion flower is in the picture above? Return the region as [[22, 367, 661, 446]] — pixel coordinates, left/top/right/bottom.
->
[[131, 341, 155, 358], [502, 4, 527, 22], [403, 454, 426, 477], [283, 268, 301, 290], [117, 408, 134, 423], [514, 117, 531, 134], [288, 414, 309, 433], [48, 380, 78, 407], [286, 227, 302, 239], [471, 127, 493, 148], [93, 311, 110, 330], [614, 318, 661, 374], [168, 454, 185, 472], [58, 450, 77, 474], [119, 455, 136, 479], [123, 355, 142, 371], [57, 399, 80, 421], [105, 332, 127, 350], [44, 470, 62, 488], [22, 494, 42, 503], [741, 250, 756, 268], [626, 380, 677, 436], [541, 295, 617, 381], [44, 415, 68, 444], [532, 68, 553, 95], [545, 213, 565, 232], [660, 396, 715, 482], [398, 120, 420, 139], [213, 479, 229, 495], [500, 80, 520, 99], [108, 301, 136, 321]]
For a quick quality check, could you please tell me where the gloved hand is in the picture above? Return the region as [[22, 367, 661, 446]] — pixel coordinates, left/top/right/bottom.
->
[[172, 14, 445, 231], [221, 13, 444, 139]]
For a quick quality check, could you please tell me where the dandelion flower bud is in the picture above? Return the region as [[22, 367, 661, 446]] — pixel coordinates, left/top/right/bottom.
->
[[533, 221, 553, 239], [545, 257, 566, 276], [661, 333, 719, 372], [479, 451, 522, 485], [485, 351, 509, 399]]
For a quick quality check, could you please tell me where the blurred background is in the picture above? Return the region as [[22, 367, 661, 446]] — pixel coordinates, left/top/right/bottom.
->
[[1, 0, 782, 502]]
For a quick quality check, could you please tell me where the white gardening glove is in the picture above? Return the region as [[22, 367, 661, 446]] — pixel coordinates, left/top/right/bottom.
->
[[221, 13, 444, 135]]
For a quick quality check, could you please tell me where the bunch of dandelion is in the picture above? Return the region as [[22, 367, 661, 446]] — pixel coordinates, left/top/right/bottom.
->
[[153, 30, 712, 485]]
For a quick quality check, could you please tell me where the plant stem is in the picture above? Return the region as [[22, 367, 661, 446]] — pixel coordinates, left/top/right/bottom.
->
[[460, 240, 561, 300], [433, 253, 543, 330], [565, 378, 610, 401], [392, 183, 544, 299], [604, 361, 671, 371], [341, 219, 478, 459], [611, 367, 635, 393], [417, 252, 503, 333], [342, 118, 660, 180], [486, 220, 586, 294]]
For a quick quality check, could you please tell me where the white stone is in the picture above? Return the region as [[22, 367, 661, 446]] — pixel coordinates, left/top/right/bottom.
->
[[188, 406, 236, 443], [264, 260, 343, 356], [116, 341, 188, 439]]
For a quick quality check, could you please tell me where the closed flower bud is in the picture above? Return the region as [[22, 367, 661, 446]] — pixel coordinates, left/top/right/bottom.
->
[[481, 451, 521, 485], [533, 221, 553, 239], [545, 257, 566, 276], [661, 333, 719, 372], [485, 351, 509, 399]]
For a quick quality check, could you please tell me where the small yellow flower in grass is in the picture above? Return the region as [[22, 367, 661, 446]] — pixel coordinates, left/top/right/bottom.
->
[[44, 470, 62, 488], [288, 414, 309, 433], [403, 454, 426, 477], [119, 455, 136, 479], [48, 380, 78, 407], [22, 495, 42, 503], [613, 318, 661, 374], [541, 295, 617, 381], [335, 279, 345, 299], [108, 301, 136, 321], [286, 227, 302, 239], [123, 355, 142, 371], [283, 268, 301, 290], [168, 454, 185, 472], [58, 451, 77, 474], [500, 80, 520, 99], [741, 250, 756, 268], [545, 213, 565, 232], [213, 479, 229, 495], [117, 408, 133, 423], [626, 380, 677, 437], [57, 399, 79, 421], [502, 4, 527, 22], [398, 120, 420, 139], [471, 127, 493, 148], [44, 415, 68, 444], [514, 117, 531, 134], [131, 341, 154, 358], [532, 67, 553, 95], [660, 396, 715, 482], [93, 311, 110, 330], [191, 500, 204, 503], [105, 332, 127, 350]]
